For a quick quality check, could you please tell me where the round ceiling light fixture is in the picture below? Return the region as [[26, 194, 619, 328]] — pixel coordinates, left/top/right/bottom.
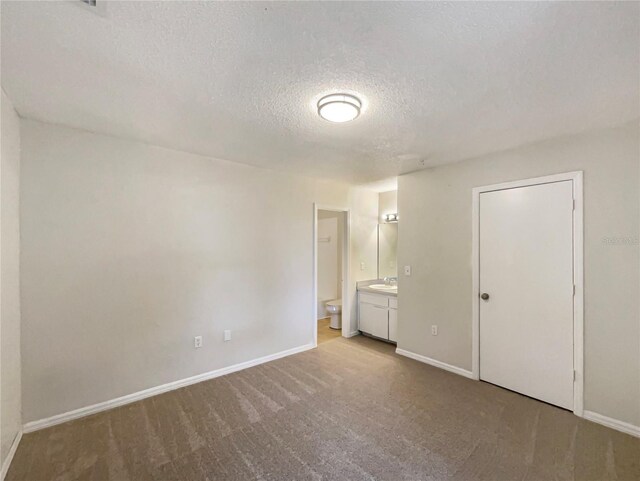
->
[[317, 93, 362, 123]]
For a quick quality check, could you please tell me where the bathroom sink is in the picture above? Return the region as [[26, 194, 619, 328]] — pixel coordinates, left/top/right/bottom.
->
[[368, 284, 397, 291]]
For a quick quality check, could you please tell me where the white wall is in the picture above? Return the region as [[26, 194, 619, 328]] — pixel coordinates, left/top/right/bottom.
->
[[348, 188, 379, 331], [1, 90, 22, 466], [19, 119, 378, 423], [398, 121, 640, 427]]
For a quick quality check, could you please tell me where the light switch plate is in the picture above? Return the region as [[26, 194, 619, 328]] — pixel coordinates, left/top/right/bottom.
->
[[224, 330, 232, 342], [404, 265, 411, 276]]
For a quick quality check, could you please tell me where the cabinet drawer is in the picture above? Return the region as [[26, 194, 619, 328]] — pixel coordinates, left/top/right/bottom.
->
[[389, 297, 398, 309], [359, 292, 389, 307], [358, 302, 389, 339]]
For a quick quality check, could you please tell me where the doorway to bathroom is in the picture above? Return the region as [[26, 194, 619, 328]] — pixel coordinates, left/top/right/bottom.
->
[[313, 205, 350, 346]]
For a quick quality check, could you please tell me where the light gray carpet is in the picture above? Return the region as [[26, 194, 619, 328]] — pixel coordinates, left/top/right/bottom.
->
[[7, 336, 640, 480]]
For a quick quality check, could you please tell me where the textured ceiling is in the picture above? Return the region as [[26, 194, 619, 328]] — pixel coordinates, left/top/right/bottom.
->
[[2, 2, 638, 184]]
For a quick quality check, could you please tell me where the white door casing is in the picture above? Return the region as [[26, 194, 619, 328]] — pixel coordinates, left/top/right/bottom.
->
[[313, 203, 351, 346]]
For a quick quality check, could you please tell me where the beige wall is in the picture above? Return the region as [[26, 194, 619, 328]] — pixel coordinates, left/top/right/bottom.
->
[[397, 121, 640, 426], [347, 189, 379, 332], [1, 90, 22, 465], [19, 119, 378, 423]]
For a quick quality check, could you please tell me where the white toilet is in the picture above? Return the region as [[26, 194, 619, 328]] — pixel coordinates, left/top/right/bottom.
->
[[326, 299, 342, 330]]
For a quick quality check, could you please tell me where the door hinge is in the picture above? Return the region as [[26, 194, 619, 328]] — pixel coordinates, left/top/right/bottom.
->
[[573, 370, 577, 382], [573, 284, 576, 296], [572, 199, 576, 211]]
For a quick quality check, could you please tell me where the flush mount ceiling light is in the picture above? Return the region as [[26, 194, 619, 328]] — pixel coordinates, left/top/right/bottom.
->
[[317, 93, 362, 123]]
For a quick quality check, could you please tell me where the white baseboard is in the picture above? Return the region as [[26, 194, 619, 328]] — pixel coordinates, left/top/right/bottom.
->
[[1, 429, 22, 481], [395, 348, 474, 379], [395, 350, 639, 439], [345, 330, 360, 338], [583, 410, 640, 438], [23, 343, 315, 433]]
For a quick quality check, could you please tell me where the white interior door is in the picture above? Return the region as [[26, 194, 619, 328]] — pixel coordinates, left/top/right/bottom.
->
[[479, 181, 574, 410]]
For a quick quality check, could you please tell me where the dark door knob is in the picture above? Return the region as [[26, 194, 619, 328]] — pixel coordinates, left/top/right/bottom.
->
[[480, 293, 490, 300]]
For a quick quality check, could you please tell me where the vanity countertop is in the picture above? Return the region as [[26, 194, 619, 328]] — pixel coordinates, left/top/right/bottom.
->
[[357, 280, 398, 297]]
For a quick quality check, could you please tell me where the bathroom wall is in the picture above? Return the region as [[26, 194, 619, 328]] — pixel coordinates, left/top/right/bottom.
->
[[19, 119, 379, 424], [317, 210, 343, 318], [1, 90, 22, 469], [398, 121, 640, 427], [348, 189, 379, 330]]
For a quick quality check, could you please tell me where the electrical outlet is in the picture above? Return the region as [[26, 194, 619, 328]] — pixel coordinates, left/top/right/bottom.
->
[[360, 261, 366, 271], [431, 325, 438, 336], [404, 265, 411, 276], [194, 336, 203, 348], [224, 330, 232, 342]]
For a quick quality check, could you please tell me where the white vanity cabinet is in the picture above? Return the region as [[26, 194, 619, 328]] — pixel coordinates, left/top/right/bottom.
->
[[359, 302, 389, 339], [358, 292, 398, 342]]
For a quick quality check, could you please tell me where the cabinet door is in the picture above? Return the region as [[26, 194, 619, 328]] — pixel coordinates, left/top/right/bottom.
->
[[388, 308, 398, 342], [359, 302, 389, 339]]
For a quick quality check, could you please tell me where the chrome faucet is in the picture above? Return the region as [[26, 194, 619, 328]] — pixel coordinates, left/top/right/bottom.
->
[[383, 276, 398, 286]]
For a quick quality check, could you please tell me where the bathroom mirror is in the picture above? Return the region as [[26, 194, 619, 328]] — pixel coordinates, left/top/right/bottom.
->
[[378, 223, 398, 279]]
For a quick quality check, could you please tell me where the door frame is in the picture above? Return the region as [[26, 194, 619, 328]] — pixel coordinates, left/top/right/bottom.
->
[[313, 204, 351, 347], [471, 171, 584, 416]]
